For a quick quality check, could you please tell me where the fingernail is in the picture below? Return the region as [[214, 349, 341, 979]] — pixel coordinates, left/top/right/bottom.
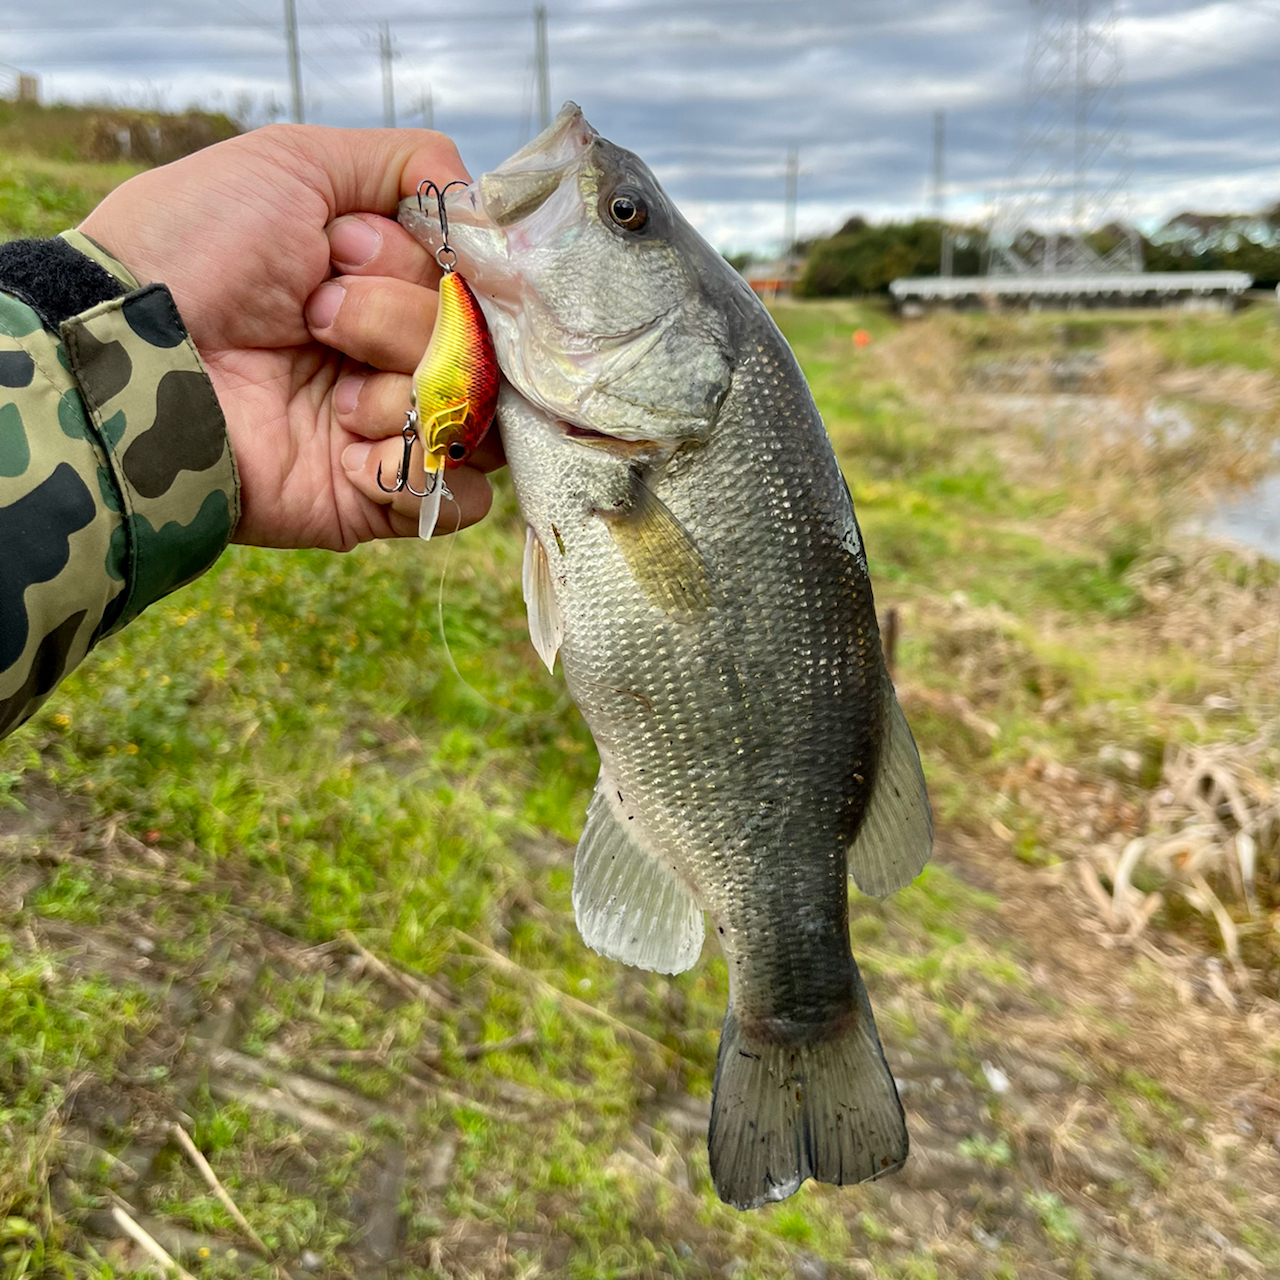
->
[[328, 217, 382, 268], [334, 375, 364, 417], [306, 281, 345, 331], [342, 441, 372, 473]]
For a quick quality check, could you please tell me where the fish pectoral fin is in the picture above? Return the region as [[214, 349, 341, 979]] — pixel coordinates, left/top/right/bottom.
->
[[522, 525, 564, 671], [573, 774, 704, 975], [846, 676, 934, 896], [597, 478, 712, 618], [708, 990, 908, 1210]]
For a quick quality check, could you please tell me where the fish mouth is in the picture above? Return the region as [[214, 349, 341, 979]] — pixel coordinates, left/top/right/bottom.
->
[[438, 103, 595, 236], [496, 102, 595, 173]]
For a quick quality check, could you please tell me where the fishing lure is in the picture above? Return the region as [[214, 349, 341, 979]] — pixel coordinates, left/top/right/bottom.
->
[[378, 178, 500, 540]]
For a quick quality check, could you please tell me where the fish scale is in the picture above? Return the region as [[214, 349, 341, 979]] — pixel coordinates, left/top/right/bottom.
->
[[402, 102, 933, 1210]]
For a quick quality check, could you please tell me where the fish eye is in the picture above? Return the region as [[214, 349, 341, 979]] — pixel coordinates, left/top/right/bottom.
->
[[447, 442, 467, 460], [607, 190, 648, 231]]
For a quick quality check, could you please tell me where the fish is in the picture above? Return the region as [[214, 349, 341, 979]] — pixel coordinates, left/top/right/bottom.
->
[[401, 104, 933, 1210]]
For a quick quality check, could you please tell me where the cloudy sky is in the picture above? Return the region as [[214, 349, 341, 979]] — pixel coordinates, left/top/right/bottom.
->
[[2, 0, 1276, 252]]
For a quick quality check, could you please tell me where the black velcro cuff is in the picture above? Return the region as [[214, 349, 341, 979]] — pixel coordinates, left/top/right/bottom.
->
[[0, 236, 127, 331]]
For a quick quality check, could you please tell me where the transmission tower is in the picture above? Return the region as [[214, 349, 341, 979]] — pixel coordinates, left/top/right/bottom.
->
[[988, 0, 1142, 276]]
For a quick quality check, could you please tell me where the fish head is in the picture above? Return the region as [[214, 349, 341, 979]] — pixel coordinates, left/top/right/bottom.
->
[[401, 103, 747, 446]]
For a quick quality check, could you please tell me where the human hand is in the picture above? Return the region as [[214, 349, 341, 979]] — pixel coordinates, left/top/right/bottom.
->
[[79, 125, 502, 551]]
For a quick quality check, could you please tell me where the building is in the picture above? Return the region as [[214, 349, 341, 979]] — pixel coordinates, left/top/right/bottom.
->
[[743, 259, 801, 299]]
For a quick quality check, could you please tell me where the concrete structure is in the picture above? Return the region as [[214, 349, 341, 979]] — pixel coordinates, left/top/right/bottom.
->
[[889, 271, 1252, 315]]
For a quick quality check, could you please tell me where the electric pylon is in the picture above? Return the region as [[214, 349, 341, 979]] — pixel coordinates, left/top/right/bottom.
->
[[988, 0, 1143, 275]]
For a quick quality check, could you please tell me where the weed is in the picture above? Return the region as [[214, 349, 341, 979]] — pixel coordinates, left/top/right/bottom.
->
[[1027, 1191, 1081, 1247], [959, 1134, 1015, 1168]]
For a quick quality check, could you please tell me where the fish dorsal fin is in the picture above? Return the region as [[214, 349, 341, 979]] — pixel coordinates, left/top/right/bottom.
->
[[573, 774, 705, 975], [847, 678, 934, 897], [522, 525, 564, 671], [598, 478, 711, 618]]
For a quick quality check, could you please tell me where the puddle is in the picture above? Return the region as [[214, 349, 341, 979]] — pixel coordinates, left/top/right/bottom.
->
[[1190, 470, 1280, 561]]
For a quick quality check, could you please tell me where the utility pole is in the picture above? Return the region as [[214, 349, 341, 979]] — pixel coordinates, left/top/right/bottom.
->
[[379, 22, 397, 128], [284, 0, 304, 124], [534, 5, 551, 133], [930, 109, 945, 218], [420, 85, 434, 130], [783, 146, 799, 265], [932, 110, 953, 277]]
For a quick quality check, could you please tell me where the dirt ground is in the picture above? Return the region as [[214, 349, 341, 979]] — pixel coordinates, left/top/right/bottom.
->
[[6, 780, 1276, 1280]]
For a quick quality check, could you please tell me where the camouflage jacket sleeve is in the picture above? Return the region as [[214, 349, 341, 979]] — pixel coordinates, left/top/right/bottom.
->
[[0, 230, 240, 738]]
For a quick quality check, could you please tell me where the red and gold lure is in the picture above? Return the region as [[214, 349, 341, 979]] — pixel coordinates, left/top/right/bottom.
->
[[378, 179, 499, 540]]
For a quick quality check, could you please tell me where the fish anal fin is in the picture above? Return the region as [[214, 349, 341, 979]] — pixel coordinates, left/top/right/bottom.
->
[[847, 677, 934, 896], [597, 478, 711, 618], [573, 774, 704, 975], [522, 525, 564, 671]]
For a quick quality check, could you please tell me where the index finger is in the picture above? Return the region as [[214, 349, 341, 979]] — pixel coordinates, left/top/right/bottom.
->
[[269, 125, 472, 221]]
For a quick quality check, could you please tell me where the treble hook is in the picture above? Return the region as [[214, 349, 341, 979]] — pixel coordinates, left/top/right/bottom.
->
[[377, 413, 434, 497], [416, 178, 470, 273]]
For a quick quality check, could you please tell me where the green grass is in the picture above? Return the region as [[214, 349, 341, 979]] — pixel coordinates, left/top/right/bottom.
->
[[2, 255, 1277, 1273], [870, 303, 1278, 373], [0, 149, 143, 240], [1143, 304, 1280, 372]]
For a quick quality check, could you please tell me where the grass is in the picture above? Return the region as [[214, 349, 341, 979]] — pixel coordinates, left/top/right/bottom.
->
[[1, 150, 143, 240], [2, 164, 1278, 1277]]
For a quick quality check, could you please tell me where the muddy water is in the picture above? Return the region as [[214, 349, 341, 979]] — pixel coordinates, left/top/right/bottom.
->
[[975, 389, 1279, 562], [1194, 470, 1280, 560]]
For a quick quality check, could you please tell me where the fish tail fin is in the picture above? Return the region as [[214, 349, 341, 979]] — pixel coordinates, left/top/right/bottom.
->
[[708, 989, 907, 1210]]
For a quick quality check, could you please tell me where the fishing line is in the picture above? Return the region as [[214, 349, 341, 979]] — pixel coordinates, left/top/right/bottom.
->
[[429, 491, 572, 724]]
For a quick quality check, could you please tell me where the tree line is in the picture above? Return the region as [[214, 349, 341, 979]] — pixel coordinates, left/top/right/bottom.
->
[[788, 206, 1280, 296]]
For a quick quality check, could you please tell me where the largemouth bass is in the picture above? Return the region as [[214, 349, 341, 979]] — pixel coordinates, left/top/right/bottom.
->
[[402, 105, 933, 1210]]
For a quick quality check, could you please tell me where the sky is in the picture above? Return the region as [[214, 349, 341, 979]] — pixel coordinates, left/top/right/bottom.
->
[[1, 0, 1277, 254]]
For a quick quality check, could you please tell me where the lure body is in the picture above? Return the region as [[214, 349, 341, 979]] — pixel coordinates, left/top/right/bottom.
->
[[409, 270, 499, 539], [414, 271, 499, 472]]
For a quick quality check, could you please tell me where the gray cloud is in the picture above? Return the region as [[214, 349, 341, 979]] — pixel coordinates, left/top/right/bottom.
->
[[3, 0, 1276, 250]]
